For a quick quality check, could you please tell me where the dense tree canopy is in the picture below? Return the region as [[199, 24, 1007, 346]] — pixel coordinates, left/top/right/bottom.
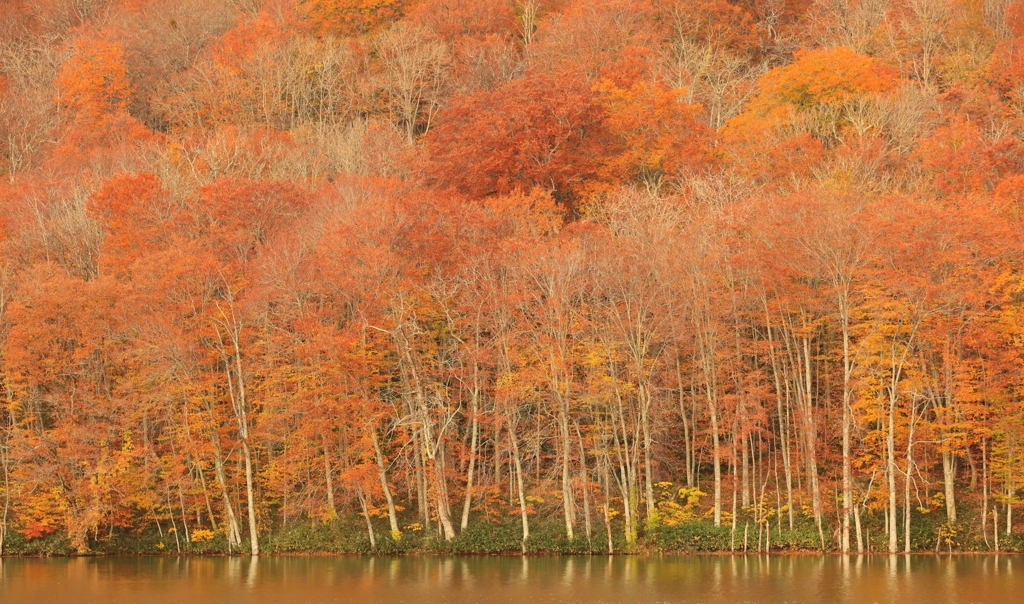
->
[[2, 0, 1024, 556]]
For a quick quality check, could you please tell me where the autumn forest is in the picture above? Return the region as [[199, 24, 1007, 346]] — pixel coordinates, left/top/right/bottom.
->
[[1, 0, 1024, 557]]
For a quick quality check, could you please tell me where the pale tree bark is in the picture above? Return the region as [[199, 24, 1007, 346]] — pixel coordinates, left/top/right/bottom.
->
[[555, 393, 577, 540], [660, 9, 765, 128], [903, 394, 927, 553], [778, 311, 825, 549], [763, 306, 795, 531], [508, 417, 529, 551], [374, 23, 450, 144], [0, 280, 8, 555], [460, 384, 480, 531], [934, 335, 961, 524], [603, 341, 641, 544], [880, 314, 922, 553], [193, 459, 218, 532], [393, 318, 457, 541], [799, 331, 825, 550], [197, 397, 242, 548], [600, 449, 614, 553], [690, 272, 724, 527], [214, 294, 259, 556], [600, 290, 659, 524], [599, 189, 680, 524], [355, 485, 376, 548], [790, 189, 873, 553], [516, 0, 540, 45], [522, 246, 588, 540], [323, 442, 336, 517], [676, 356, 695, 488], [840, 296, 855, 553], [0, 442, 9, 557], [942, 448, 957, 522], [370, 430, 401, 537], [574, 421, 592, 543], [888, 383, 899, 553], [212, 444, 243, 548], [0, 40, 59, 179], [894, 0, 949, 88]]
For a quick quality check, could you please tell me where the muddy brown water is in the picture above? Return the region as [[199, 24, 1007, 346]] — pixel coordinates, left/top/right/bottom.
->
[[1, 554, 1020, 603]]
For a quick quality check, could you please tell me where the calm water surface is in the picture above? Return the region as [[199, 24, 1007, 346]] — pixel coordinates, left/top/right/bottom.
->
[[1, 554, 1020, 603]]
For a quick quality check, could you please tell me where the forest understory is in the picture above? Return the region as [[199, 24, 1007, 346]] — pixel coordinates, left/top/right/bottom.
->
[[5, 499, 1024, 556], [4, 0, 1024, 557]]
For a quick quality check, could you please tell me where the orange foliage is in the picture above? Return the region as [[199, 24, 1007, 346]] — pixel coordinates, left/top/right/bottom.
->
[[722, 47, 897, 185], [51, 36, 151, 167], [593, 79, 711, 187], [990, 36, 1024, 106], [915, 117, 1023, 196], [423, 71, 606, 201], [748, 47, 896, 113], [298, 0, 410, 36], [3, 0, 1024, 558], [56, 39, 134, 127], [89, 173, 178, 276], [656, 0, 759, 54], [1010, 1, 1024, 37], [408, 0, 516, 40], [531, 0, 657, 84]]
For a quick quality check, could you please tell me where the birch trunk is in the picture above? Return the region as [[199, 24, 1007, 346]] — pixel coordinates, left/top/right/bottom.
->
[[509, 421, 529, 551], [460, 399, 479, 531], [371, 430, 401, 536]]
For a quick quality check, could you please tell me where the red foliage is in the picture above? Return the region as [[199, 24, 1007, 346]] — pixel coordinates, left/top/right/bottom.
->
[[423, 71, 607, 201], [408, 0, 516, 40]]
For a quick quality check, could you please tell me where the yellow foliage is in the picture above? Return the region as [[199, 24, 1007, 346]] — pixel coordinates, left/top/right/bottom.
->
[[654, 483, 707, 526], [749, 47, 895, 112], [319, 506, 339, 523]]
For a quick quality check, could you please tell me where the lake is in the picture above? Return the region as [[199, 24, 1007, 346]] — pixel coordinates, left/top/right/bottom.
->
[[1, 554, 1020, 603]]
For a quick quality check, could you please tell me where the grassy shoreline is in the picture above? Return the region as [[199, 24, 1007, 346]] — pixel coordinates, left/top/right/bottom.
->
[[4, 513, 1022, 557]]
